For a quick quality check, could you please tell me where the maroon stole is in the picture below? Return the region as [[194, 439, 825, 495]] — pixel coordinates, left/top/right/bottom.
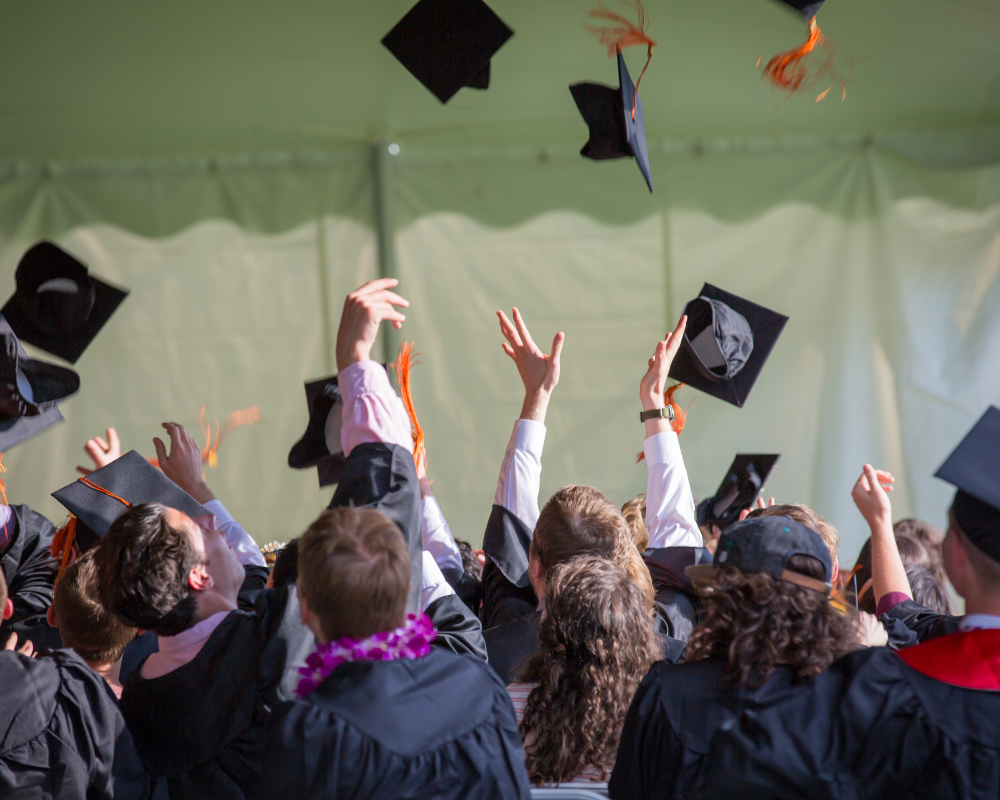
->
[[898, 629, 1000, 691]]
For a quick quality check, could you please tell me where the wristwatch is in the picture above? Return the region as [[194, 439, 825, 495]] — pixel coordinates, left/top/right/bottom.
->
[[640, 406, 675, 423]]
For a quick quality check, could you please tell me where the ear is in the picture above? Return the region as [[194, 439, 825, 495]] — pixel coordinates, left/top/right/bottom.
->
[[2, 598, 12, 620], [46, 605, 57, 628], [187, 563, 214, 593], [528, 553, 545, 601], [831, 559, 840, 584]]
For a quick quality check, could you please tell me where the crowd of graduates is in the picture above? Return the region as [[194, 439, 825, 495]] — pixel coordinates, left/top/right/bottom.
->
[[2, 271, 1000, 800]]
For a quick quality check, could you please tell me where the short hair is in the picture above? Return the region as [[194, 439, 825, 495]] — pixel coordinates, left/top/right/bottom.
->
[[54, 550, 137, 665], [269, 538, 300, 591], [894, 518, 944, 549], [297, 507, 411, 642], [748, 503, 839, 562], [951, 508, 1000, 595], [621, 494, 649, 552], [904, 563, 952, 616], [94, 503, 205, 637], [534, 485, 653, 610], [519, 556, 662, 784]]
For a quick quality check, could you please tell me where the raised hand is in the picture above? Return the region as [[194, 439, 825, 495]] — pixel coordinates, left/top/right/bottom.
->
[[851, 464, 895, 531], [336, 279, 409, 371], [856, 611, 889, 648], [497, 308, 565, 424], [737, 496, 776, 523], [76, 428, 122, 476], [153, 423, 216, 504], [639, 316, 687, 411], [4, 632, 34, 657]]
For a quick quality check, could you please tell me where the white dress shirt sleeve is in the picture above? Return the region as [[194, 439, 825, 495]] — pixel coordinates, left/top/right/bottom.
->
[[338, 360, 413, 457], [203, 499, 266, 568], [420, 551, 456, 610], [643, 431, 703, 549], [422, 495, 464, 573], [493, 419, 547, 532]]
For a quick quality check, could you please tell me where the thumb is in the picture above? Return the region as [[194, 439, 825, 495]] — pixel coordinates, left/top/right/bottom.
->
[[549, 332, 565, 364], [153, 437, 168, 465]]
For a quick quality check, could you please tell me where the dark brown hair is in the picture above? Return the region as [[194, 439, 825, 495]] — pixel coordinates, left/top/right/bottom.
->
[[54, 550, 137, 665], [747, 503, 839, 562], [94, 503, 205, 637], [534, 485, 654, 611], [686, 555, 857, 688], [297, 507, 410, 642], [904, 563, 952, 616], [895, 517, 945, 579], [519, 557, 661, 784], [621, 493, 648, 552], [270, 538, 300, 590], [951, 508, 1000, 593]]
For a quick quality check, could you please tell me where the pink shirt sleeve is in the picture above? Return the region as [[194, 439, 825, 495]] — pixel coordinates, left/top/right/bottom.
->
[[876, 591, 911, 618], [338, 360, 414, 457]]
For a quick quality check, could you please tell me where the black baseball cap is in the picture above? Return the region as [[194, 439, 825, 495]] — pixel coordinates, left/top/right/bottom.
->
[[288, 376, 344, 488], [52, 450, 211, 552], [686, 515, 832, 595], [570, 50, 653, 192], [382, 0, 514, 104], [669, 283, 788, 408], [2, 242, 128, 364], [697, 454, 781, 530], [774, 0, 825, 21], [935, 406, 1000, 563]]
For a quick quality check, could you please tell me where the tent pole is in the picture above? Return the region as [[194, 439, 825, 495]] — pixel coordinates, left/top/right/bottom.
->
[[372, 139, 398, 365]]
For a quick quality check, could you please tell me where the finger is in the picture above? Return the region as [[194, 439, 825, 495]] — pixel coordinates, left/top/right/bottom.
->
[[863, 464, 881, 493], [107, 428, 120, 452], [18, 640, 33, 657], [756, 497, 766, 509], [769, 497, 776, 506], [496, 311, 522, 348], [84, 440, 104, 460], [501, 342, 517, 361], [3, 633, 15, 650], [74, 466, 94, 476], [365, 289, 410, 309], [512, 308, 539, 354], [663, 316, 688, 360], [549, 332, 565, 366], [152, 437, 168, 465], [94, 436, 110, 452], [738, 508, 751, 522], [352, 278, 399, 297]]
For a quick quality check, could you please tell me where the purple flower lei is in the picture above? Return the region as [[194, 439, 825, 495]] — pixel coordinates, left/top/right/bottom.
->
[[295, 611, 436, 697]]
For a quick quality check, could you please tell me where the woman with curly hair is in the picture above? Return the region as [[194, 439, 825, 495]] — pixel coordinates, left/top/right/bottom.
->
[[609, 514, 865, 799], [507, 556, 661, 786]]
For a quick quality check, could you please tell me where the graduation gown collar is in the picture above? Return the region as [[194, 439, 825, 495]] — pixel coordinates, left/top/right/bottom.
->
[[898, 628, 1000, 691]]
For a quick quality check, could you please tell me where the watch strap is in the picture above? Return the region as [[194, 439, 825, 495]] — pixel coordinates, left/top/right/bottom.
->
[[640, 406, 675, 423]]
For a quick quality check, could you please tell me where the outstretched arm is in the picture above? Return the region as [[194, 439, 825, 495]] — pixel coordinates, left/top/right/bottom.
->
[[640, 316, 702, 550], [852, 464, 911, 610], [493, 308, 564, 531]]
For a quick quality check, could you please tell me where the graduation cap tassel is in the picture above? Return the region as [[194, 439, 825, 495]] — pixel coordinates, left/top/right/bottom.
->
[[197, 404, 262, 469], [584, 0, 656, 120], [50, 516, 78, 575], [636, 383, 688, 463], [759, 16, 848, 102], [391, 342, 427, 478], [0, 453, 8, 544]]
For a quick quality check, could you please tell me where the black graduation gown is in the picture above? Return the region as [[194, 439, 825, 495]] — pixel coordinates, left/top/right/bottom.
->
[[642, 545, 712, 643], [253, 648, 532, 800], [442, 565, 484, 616], [611, 637, 1000, 800], [884, 597, 961, 643], [481, 504, 684, 682], [0, 648, 148, 800], [0, 504, 58, 641]]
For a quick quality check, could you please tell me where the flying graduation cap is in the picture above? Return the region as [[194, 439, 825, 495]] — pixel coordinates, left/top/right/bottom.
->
[[2, 242, 128, 364], [935, 406, 1000, 563], [288, 375, 345, 488], [697, 454, 780, 531], [382, 0, 514, 104], [668, 283, 788, 408], [571, 1, 656, 192]]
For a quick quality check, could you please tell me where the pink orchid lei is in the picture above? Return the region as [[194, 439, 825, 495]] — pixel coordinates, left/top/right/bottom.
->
[[295, 611, 436, 697]]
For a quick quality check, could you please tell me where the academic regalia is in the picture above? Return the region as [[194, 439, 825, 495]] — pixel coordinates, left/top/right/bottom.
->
[[0, 504, 59, 642], [883, 598, 960, 644], [442, 565, 484, 616], [483, 609, 541, 684], [643, 545, 712, 643], [254, 648, 531, 800], [0, 648, 148, 800]]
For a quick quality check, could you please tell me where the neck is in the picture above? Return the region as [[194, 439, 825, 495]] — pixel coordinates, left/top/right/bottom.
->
[[193, 591, 238, 624], [963, 594, 1000, 618], [87, 658, 123, 699]]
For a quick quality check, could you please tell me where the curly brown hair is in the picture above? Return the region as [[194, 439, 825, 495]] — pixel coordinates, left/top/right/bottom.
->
[[685, 554, 857, 689], [519, 556, 661, 784]]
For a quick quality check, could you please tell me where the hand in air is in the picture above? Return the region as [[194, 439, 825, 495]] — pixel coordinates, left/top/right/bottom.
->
[[76, 428, 122, 476], [737, 495, 776, 522], [336, 279, 409, 371], [497, 308, 564, 423], [153, 423, 215, 504], [4, 632, 34, 657], [856, 611, 889, 648], [639, 316, 687, 410], [851, 464, 894, 531]]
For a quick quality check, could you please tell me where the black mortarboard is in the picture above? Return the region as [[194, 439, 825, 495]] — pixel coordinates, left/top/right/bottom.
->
[[935, 406, 1000, 562], [775, 0, 825, 21], [52, 450, 210, 552], [697, 454, 780, 530], [2, 242, 128, 364], [570, 50, 652, 192], [668, 283, 788, 408], [0, 314, 78, 451], [288, 376, 344, 488], [382, 0, 514, 104]]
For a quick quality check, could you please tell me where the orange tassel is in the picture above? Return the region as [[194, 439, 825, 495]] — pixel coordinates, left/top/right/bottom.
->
[[391, 342, 427, 478], [198, 404, 261, 469], [636, 383, 688, 463], [0, 453, 8, 544], [585, 0, 656, 120], [760, 16, 848, 103], [50, 515, 78, 574]]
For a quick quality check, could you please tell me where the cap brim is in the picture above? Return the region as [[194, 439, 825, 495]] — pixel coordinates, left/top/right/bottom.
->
[[0, 404, 64, 451], [2, 278, 128, 364], [618, 51, 652, 193], [669, 283, 788, 407], [934, 406, 1000, 512]]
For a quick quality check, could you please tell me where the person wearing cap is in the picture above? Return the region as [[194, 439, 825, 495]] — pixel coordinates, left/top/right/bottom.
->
[[608, 514, 859, 799], [0, 568, 149, 799]]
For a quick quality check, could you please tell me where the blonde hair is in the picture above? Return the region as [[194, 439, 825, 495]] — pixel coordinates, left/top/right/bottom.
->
[[621, 494, 648, 552]]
